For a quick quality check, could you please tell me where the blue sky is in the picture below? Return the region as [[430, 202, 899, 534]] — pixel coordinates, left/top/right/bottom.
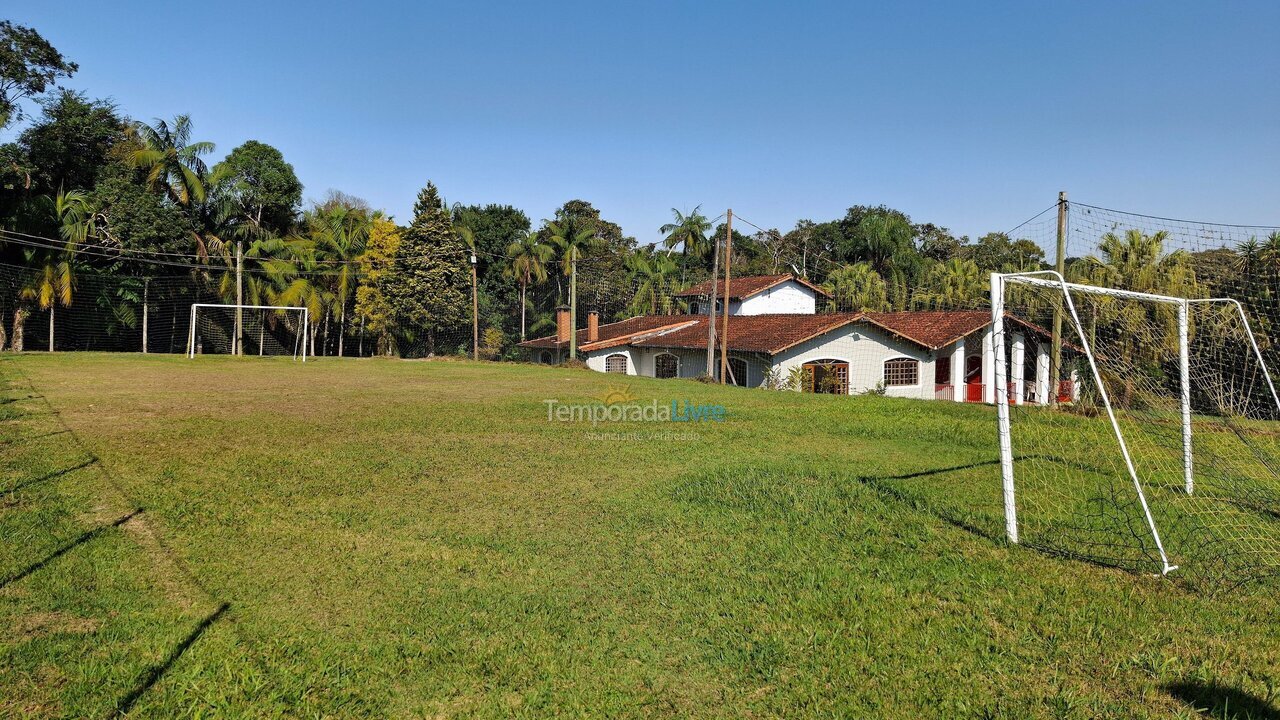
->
[[7, 1, 1278, 245]]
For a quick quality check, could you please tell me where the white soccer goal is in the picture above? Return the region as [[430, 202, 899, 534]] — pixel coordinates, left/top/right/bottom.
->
[[991, 271, 1280, 584], [188, 304, 310, 361]]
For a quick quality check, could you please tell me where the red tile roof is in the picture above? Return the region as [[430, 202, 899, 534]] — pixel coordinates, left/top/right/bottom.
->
[[862, 311, 992, 350], [519, 309, 1049, 356], [517, 314, 698, 350], [629, 313, 865, 354], [674, 273, 832, 300]]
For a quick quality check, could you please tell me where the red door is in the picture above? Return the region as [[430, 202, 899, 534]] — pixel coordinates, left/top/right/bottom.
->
[[964, 355, 983, 402]]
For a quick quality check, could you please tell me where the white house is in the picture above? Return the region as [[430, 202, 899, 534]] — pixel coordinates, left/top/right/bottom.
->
[[677, 273, 831, 316], [520, 274, 1077, 406]]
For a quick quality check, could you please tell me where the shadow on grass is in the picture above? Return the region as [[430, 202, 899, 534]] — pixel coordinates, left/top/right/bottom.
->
[[115, 602, 230, 717], [2, 457, 97, 495], [0, 507, 142, 589], [0, 428, 70, 447], [1166, 681, 1280, 719], [853, 455, 1146, 576]]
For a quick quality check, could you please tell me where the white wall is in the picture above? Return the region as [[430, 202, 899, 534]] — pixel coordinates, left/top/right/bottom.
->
[[735, 281, 818, 315], [584, 347, 639, 375], [771, 324, 938, 399]]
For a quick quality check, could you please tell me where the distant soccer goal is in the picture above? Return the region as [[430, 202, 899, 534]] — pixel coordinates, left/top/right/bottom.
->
[[992, 271, 1280, 587], [188, 304, 310, 360]]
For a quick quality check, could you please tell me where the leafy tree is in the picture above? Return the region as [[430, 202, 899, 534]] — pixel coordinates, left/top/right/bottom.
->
[[624, 247, 680, 316], [16, 190, 91, 351], [916, 223, 963, 262], [963, 232, 1045, 272], [209, 140, 302, 236], [1074, 229, 1196, 296], [547, 219, 600, 358], [355, 217, 401, 355], [822, 263, 890, 312], [383, 182, 470, 355], [660, 206, 712, 268], [19, 90, 122, 193], [89, 158, 196, 263], [129, 115, 214, 207], [306, 196, 370, 355], [452, 203, 531, 340], [0, 21, 77, 129], [504, 231, 553, 339], [914, 258, 985, 309]]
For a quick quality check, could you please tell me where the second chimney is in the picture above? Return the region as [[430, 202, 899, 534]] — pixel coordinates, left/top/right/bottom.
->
[[587, 311, 599, 343], [556, 305, 571, 343]]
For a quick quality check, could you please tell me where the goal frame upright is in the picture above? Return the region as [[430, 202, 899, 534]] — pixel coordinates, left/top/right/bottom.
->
[[188, 303, 310, 361], [990, 270, 1280, 576]]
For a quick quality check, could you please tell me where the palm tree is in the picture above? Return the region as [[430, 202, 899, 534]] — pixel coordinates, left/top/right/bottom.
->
[[129, 115, 214, 207], [547, 220, 599, 359], [16, 191, 92, 351], [914, 258, 984, 310], [308, 203, 371, 356], [823, 262, 890, 312], [659, 206, 712, 284], [505, 231, 553, 339], [624, 249, 679, 316]]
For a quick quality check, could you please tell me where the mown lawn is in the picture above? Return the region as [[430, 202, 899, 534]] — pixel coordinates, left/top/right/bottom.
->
[[1, 353, 1277, 718]]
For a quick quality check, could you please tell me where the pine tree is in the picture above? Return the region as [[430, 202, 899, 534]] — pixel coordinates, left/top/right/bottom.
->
[[383, 182, 470, 355]]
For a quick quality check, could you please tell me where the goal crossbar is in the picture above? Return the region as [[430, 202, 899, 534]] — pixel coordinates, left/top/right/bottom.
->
[[188, 303, 310, 361]]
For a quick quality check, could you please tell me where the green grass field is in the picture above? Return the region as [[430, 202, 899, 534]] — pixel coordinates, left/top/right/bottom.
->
[[2, 353, 1278, 718]]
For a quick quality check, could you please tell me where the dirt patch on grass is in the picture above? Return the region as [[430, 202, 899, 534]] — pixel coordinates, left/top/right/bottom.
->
[[119, 512, 204, 612], [11, 611, 101, 641]]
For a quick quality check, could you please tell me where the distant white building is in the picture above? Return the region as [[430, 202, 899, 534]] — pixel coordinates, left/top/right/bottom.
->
[[677, 273, 831, 316], [520, 274, 1077, 406]]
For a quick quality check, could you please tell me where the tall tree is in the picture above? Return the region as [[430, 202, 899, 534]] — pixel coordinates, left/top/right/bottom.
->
[[823, 263, 890, 312], [307, 197, 370, 356], [624, 247, 679, 316], [504, 231, 552, 339], [355, 217, 401, 356], [659, 206, 712, 269], [129, 115, 214, 207], [209, 140, 303, 237], [0, 20, 77, 130], [547, 219, 599, 359], [19, 90, 122, 193], [383, 182, 469, 356]]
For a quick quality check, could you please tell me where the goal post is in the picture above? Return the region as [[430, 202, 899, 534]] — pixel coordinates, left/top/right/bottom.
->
[[991, 271, 1280, 580], [188, 304, 310, 361]]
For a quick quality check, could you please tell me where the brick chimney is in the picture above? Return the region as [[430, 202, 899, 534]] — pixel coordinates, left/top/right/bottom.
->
[[587, 311, 599, 343], [556, 305, 571, 343]]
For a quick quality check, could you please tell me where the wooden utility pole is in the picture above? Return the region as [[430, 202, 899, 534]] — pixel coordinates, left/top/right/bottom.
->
[[470, 249, 479, 361], [1049, 191, 1067, 406], [235, 241, 244, 356], [704, 228, 721, 380], [141, 278, 149, 354], [569, 247, 578, 360], [720, 210, 734, 384]]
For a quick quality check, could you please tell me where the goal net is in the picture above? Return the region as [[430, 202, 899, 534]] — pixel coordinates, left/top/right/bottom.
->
[[188, 304, 310, 360], [992, 272, 1280, 588]]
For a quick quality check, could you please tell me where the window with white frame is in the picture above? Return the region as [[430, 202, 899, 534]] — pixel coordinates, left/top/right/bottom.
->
[[605, 354, 628, 374], [883, 357, 920, 386], [654, 353, 679, 379]]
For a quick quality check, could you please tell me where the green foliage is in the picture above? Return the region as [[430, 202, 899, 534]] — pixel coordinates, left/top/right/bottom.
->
[[0, 20, 77, 129], [89, 161, 195, 263], [128, 115, 214, 207], [18, 90, 122, 193], [209, 140, 303, 236], [383, 182, 470, 354], [355, 217, 401, 355], [822, 262, 890, 312], [962, 232, 1045, 272], [915, 257, 986, 309]]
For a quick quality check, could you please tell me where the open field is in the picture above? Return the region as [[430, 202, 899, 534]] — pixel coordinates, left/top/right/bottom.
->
[[2, 354, 1279, 718]]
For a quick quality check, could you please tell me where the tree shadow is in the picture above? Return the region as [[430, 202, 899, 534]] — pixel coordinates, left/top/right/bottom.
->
[[2, 457, 97, 495], [0, 507, 142, 589], [115, 602, 230, 716], [1166, 680, 1280, 719]]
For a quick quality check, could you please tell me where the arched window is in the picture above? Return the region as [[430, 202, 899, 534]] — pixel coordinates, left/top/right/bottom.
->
[[605, 354, 628, 374], [540, 350, 554, 365], [654, 353, 679, 379], [802, 359, 849, 394], [884, 357, 920, 386], [728, 357, 748, 387]]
